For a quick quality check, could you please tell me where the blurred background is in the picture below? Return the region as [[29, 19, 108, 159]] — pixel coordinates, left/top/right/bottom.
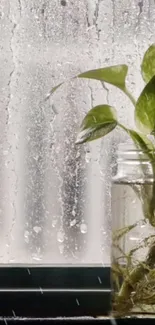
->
[[0, 0, 153, 263]]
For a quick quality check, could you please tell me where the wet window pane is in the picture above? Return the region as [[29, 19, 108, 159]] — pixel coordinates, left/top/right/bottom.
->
[[0, 0, 153, 263]]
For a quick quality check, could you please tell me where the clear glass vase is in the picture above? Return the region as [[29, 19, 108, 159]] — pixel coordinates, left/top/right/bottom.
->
[[111, 142, 155, 317]]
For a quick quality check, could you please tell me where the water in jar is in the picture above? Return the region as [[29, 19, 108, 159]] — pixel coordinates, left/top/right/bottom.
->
[[111, 179, 155, 315]]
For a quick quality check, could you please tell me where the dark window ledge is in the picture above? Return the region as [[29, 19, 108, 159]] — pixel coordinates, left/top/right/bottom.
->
[[0, 267, 154, 323], [0, 317, 154, 324], [0, 266, 110, 317]]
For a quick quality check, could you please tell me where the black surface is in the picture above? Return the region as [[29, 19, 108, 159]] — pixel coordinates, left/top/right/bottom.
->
[[0, 266, 110, 289], [0, 266, 111, 317], [0, 317, 154, 324], [0, 290, 110, 317], [0, 266, 154, 322]]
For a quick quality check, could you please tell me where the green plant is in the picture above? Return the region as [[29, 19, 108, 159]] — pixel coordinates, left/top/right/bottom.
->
[[48, 44, 155, 316]]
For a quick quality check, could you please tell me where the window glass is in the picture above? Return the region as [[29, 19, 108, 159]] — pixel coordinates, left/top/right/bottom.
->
[[0, 0, 153, 263]]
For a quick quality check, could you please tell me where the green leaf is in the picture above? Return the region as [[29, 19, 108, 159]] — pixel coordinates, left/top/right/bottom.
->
[[76, 105, 117, 144], [45, 82, 64, 100], [141, 44, 155, 83], [135, 133, 155, 152], [78, 65, 128, 92], [46, 65, 128, 100], [46, 65, 136, 106], [119, 123, 154, 152], [135, 76, 155, 134], [119, 124, 155, 162], [126, 130, 154, 153]]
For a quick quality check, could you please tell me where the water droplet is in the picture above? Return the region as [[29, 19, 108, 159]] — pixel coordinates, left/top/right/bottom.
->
[[139, 219, 146, 228], [0, 12, 4, 19], [72, 210, 76, 217], [61, 0, 67, 6], [33, 226, 41, 234], [57, 231, 65, 243], [70, 219, 76, 227], [123, 10, 128, 17], [80, 223, 87, 234], [129, 237, 139, 241], [9, 258, 15, 263], [24, 230, 29, 243], [33, 155, 39, 161], [5, 161, 9, 168], [52, 219, 57, 228], [32, 255, 42, 261], [25, 237, 29, 244], [85, 151, 91, 163], [59, 244, 64, 254], [76, 151, 80, 159]]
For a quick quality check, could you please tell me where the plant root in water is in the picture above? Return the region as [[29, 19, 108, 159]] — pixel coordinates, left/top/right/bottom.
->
[[112, 229, 155, 317]]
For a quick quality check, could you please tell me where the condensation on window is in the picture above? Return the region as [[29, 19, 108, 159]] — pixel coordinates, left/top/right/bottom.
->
[[0, 0, 154, 263]]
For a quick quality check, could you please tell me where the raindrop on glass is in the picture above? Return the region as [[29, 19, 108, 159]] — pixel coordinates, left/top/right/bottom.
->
[[80, 223, 87, 234], [70, 219, 76, 227], [33, 226, 42, 234], [32, 255, 42, 261], [24, 230, 29, 243], [85, 151, 91, 163], [59, 244, 64, 254], [52, 219, 57, 228], [85, 147, 91, 163], [57, 231, 65, 243]]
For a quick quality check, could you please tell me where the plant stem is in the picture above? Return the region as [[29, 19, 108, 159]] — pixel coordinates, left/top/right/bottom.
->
[[124, 87, 136, 107], [148, 181, 155, 226]]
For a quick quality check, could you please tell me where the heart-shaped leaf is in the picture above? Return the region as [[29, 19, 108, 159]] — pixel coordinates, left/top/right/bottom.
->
[[78, 65, 128, 92], [76, 105, 117, 144], [46, 65, 130, 102], [135, 76, 155, 134], [141, 44, 155, 83]]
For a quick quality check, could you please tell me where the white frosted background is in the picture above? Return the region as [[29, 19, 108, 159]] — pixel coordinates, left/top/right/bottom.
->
[[0, 0, 154, 264]]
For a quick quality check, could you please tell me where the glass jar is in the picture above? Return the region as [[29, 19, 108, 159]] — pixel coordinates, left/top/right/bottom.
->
[[111, 142, 155, 317]]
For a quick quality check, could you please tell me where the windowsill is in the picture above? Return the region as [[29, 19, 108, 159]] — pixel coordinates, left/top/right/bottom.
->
[[0, 266, 110, 317], [0, 266, 154, 322], [0, 316, 155, 324]]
